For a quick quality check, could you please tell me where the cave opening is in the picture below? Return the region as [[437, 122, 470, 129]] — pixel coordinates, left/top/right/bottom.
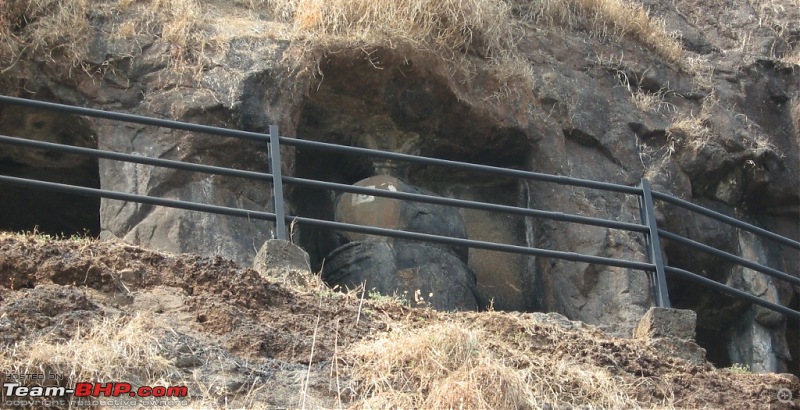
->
[[665, 248, 742, 369], [786, 293, 799, 376], [290, 51, 535, 311], [665, 233, 800, 376], [0, 102, 101, 237]]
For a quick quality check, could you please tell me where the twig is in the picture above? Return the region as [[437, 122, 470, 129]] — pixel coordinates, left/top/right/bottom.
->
[[333, 319, 343, 409], [301, 298, 323, 410], [355, 283, 366, 328]]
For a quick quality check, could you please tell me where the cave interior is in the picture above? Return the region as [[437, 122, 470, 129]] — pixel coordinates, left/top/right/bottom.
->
[[0, 100, 100, 237]]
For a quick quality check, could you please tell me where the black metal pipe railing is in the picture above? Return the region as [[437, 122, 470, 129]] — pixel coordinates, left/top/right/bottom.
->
[[283, 176, 649, 233], [0, 95, 644, 194], [282, 135, 644, 195], [0, 174, 656, 272], [0, 95, 274, 144], [0, 134, 271, 182], [0, 134, 648, 234], [0, 174, 275, 222], [659, 229, 800, 287], [665, 266, 800, 319], [2, 94, 799, 321], [652, 191, 800, 250], [269, 124, 287, 239], [640, 179, 670, 308]]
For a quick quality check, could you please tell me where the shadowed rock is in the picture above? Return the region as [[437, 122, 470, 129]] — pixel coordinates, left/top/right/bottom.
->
[[322, 240, 486, 311]]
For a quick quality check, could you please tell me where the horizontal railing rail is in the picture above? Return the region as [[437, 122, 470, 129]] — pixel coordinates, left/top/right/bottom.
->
[[651, 191, 800, 250], [658, 229, 800, 287], [282, 135, 645, 194], [1, 94, 798, 321], [665, 266, 799, 318], [283, 177, 649, 232], [0, 134, 649, 233], [0, 95, 642, 193], [0, 174, 657, 272], [0, 95, 276, 144]]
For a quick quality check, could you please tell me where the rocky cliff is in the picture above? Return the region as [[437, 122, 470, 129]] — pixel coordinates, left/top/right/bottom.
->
[[0, 0, 798, 375]]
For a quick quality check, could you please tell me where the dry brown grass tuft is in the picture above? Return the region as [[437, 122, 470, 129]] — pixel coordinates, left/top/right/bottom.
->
[[0, 0, 209, 73], [281, 0, 517, 60], [149, 0, 202, 52], [515, 0, 684, 64], [0, 313, 181, 390], [263, 0, 535, 90], [251, 0, 685, 93], [666, 112, 713, 152], [344, 313, 660, 409], [783, 48, 800, 66], [0, 0, 92, 69]]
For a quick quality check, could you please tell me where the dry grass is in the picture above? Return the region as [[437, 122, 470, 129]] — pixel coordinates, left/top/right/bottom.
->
[[265, 0, 535, 90], [0, 0, 206, 72], [665, 89, 721, 154], [2, 0, 685, 87], [631, 89, 676, 113], [782, 48, 800, 66], [344, 314, 662, 409], [0, 308, 285, 408], [0, 0, 92, 69], [146, 0, 202, 51], [666, 111, 713, 152], [0, 314, 181, 398], [263, 0, 684, 83], [280, 0, 517, 59], [515, 0, 683, 63]]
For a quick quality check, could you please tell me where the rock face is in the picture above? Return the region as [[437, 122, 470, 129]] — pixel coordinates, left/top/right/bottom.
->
[[0, 0, 797, 375]]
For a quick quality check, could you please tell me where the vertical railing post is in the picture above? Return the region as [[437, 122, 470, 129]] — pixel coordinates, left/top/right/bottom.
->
[[269, 124, 287, 240], [639, 179, 671, 308]]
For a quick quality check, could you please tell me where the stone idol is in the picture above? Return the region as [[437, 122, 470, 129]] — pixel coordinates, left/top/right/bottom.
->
[[322, 174, 486, 311]]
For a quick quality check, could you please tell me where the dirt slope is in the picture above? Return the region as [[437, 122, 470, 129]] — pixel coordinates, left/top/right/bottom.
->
[[0, 231, 797, 409]]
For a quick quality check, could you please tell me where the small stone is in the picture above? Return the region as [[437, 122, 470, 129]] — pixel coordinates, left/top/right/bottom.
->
[[253, 240, 315, 287], [634, 307, 697, 340]]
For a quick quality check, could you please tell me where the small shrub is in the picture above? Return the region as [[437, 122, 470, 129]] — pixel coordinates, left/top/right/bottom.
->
[[727, 363, 751, 374]]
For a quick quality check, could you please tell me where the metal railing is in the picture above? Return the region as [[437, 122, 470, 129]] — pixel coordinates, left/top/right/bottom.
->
[[1, 95, 798, 320]]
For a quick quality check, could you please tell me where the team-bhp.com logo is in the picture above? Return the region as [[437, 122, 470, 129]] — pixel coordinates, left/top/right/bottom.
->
[[3, 373, 188, 407]]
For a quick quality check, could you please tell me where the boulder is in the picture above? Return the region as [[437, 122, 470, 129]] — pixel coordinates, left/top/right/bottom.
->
[[334, 175, 469, 262], [322, 240, 485, 311]]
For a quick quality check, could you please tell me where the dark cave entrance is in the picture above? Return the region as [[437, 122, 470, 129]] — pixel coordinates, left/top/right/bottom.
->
[[665, 255, 743, 369], [0, 102, 100, 237], [663, 213, 800, 376], [788, 295, 799, 376], [290, 52, 536, 311]]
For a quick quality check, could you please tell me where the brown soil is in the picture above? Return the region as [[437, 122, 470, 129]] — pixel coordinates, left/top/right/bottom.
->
[[0, 232, 797, 409]]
